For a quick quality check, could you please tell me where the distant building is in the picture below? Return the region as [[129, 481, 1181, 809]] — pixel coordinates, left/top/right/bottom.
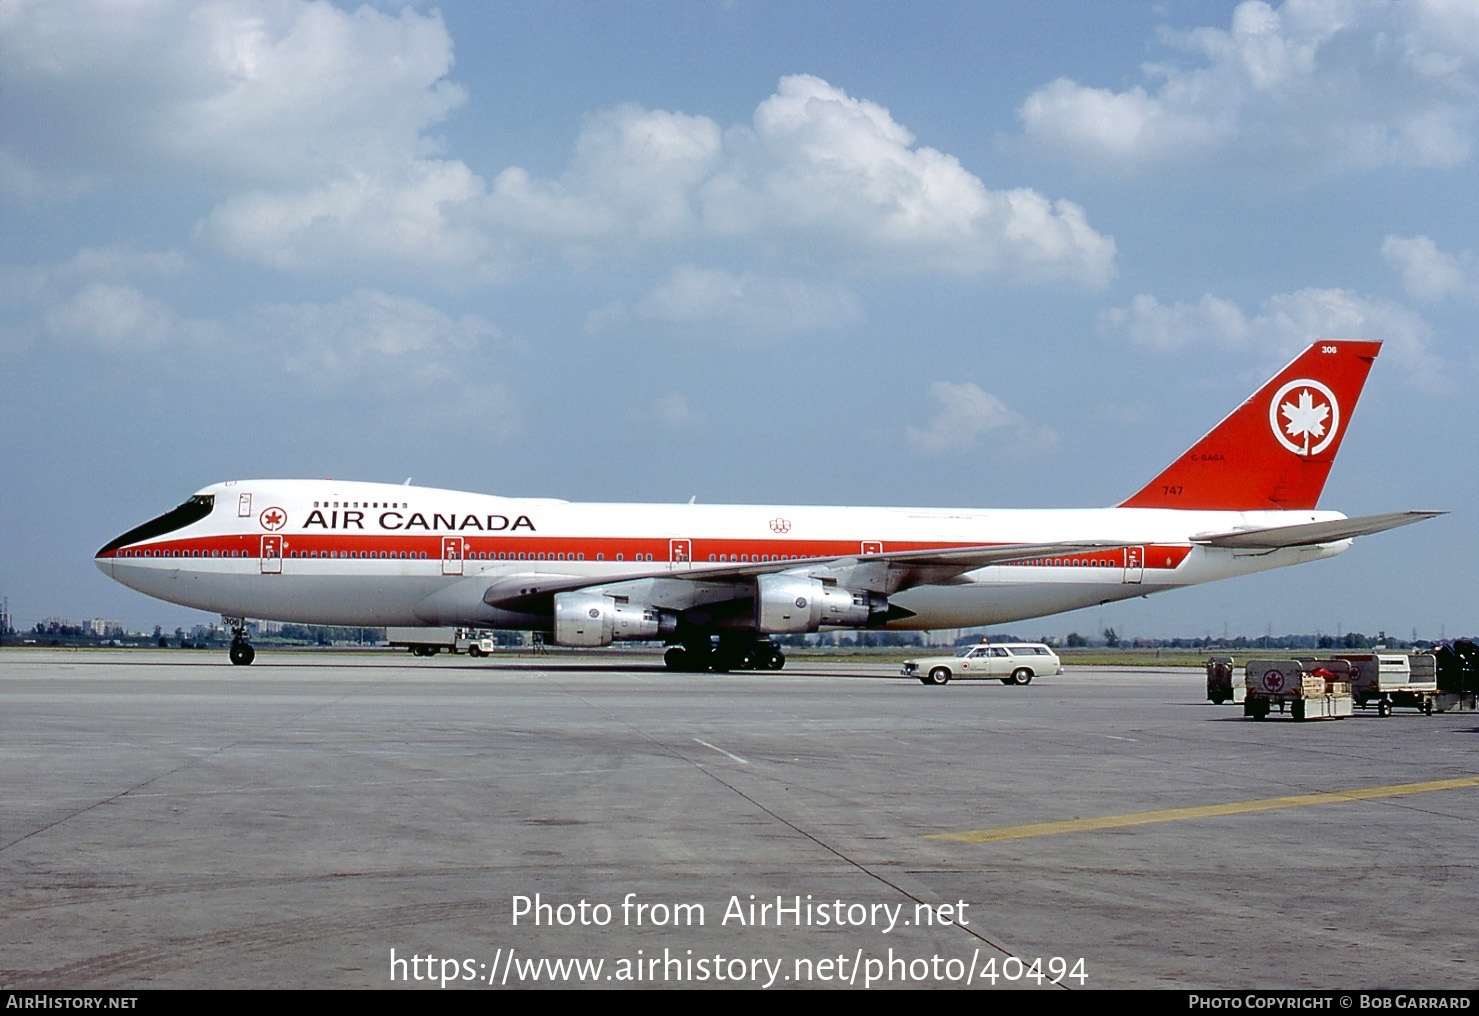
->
[[88, 618, 124, 637]]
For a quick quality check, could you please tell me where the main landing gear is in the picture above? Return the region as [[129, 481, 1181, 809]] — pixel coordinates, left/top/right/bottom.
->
[[223, 615, 255, 666], [664, 634, 786, 673]]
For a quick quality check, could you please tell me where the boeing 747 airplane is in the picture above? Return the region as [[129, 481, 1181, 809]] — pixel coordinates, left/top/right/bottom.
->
[[96, 340, 1440, 668]]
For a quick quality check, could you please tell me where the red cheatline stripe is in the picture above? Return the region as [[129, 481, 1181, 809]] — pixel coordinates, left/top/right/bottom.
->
[[101, 538, 1194, 569]]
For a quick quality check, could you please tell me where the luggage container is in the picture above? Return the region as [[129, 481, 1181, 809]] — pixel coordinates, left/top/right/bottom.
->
[[1430, 642, 1479, 711], [1434, 691, 1479, 713], [1335, 653, 1437, 716]]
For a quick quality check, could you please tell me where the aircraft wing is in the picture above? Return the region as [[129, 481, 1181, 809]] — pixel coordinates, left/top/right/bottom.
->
[[482, 539, 1136, 612], [1190, 510, 1445, 549]]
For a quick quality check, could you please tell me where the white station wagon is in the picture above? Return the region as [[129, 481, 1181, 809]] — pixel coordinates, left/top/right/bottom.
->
[[902, 642, 1063, 686]]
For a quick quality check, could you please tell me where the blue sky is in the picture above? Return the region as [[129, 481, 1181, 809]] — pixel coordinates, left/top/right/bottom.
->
[[2, 0, 1475, 640]]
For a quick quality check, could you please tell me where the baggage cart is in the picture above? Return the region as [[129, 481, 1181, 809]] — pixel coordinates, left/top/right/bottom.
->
[[1243, 659, 1353, 721]]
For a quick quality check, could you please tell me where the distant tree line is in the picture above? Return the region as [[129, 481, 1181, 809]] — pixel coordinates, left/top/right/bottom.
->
[[0, 623, 1460, 652]]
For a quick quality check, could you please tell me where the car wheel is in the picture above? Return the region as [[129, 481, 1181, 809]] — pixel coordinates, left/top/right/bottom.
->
[[927, 667, 950, 686], [1012, 668, 1033, 686]]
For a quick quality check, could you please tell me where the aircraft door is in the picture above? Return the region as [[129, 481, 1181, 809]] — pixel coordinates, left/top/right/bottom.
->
[[1123, 546, 1144, 584], [260, 535, 282, 574], [442, 537, 464, 576], [669, 539, 691, 571], [862, 541, 883, 555]]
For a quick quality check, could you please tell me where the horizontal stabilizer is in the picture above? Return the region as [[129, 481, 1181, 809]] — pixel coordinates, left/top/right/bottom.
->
[[1190, 510, 1444, 549]]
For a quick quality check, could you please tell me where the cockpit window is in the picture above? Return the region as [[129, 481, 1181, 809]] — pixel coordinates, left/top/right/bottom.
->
[[98, 494, 216, 554]]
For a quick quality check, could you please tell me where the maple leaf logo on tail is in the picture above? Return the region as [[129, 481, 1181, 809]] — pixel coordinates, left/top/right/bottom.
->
[[1269, 379, 1339, 457], [1283, 390, 1330, 453]]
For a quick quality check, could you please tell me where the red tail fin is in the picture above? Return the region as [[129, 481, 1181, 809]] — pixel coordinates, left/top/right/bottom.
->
[[1119, 340, 1381, 511]]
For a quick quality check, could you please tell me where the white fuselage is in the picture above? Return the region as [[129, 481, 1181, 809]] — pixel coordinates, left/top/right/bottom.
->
[[95, 479, 1351, 630]]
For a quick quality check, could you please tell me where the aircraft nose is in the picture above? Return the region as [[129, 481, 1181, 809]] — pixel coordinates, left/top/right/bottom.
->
[[95, 530, 129, 578]]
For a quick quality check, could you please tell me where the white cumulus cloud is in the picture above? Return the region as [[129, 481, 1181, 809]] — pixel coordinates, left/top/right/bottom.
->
[[1018, 0, 1479, 177], [1382, 234, 1475, 302], [905, 382, 1056, 455], [601, 265, 862, 342], [2, 7, 1116, 287], [43, 283, 181, 351], [1098, 286, 1441, 385], [0, 0, 464, 188], [260, 289, 495, 379], [488, 106, 723, 244], [203, 159, 491, 275], [0, 246, 204, 353], [703, 76, 1115, 285]]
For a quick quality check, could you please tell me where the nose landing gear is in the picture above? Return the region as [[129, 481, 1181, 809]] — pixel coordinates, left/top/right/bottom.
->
[[223, 616, 255, 666]]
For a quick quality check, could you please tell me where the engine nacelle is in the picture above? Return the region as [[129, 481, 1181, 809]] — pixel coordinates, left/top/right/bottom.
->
[[754, 574, 885, 634], [552, 591, 676, 647]]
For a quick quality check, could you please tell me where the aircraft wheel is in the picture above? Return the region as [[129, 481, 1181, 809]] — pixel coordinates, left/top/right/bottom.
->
[[927, 667, 951, 686], [1012, 668, 1033, 686], [229, 642, 255, 666], [664, 647, 689, 671], [767, 650, 785, 670]]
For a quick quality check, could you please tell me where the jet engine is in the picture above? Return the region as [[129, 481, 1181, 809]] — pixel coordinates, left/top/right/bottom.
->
[[552, 591, 677, 647], [754, 574, 887, 634]]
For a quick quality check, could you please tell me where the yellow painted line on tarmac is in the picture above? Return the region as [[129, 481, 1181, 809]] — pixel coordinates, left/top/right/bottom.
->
[[928, 775, 1479, 843]]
